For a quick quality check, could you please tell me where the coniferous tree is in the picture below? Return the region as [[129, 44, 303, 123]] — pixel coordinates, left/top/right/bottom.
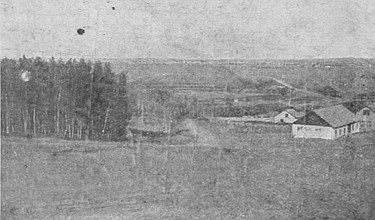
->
[[108, 71, 130, 141], [1, 56, 130, 141]]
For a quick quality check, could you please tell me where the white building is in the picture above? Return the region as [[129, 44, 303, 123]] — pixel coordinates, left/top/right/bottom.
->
[[274, 109, 304, 124], [292, 105, 360, 140], [342, 101, 375, 132]]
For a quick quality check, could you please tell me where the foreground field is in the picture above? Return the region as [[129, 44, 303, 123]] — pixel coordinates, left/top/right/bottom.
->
[[2, 125, 375, 219]]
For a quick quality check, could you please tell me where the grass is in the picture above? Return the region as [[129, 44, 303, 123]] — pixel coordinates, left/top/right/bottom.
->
[[1, 125, 375, 219]]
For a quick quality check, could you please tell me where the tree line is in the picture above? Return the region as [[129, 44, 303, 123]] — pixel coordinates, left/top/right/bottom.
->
[[1, 56, 130, 141]]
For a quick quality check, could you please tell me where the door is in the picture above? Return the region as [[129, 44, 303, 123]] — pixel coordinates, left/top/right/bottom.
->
[[348, 124, 351, 134]]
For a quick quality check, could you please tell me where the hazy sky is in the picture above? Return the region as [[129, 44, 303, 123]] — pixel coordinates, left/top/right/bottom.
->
[[1, 0, 375, 59]]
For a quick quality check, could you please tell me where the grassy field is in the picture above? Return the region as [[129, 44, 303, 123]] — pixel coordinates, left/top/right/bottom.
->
[[2, 123, 375, 219]]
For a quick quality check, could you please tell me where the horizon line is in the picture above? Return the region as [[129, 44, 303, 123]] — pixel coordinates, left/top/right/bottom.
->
[[1, 55, 375, 62]]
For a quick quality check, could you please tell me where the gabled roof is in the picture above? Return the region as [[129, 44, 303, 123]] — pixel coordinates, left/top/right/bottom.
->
[[342, 101, 368, 114], [293, 111, 331, 127], [314, 105, 356, 128], [294, 105, 356, 128], [284, 109, 304, 118]]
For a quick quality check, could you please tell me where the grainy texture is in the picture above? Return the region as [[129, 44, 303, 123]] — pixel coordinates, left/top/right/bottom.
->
[[2, 0, 375, 59], [1, 131, 375, 219], [2, 1, 375, 219]]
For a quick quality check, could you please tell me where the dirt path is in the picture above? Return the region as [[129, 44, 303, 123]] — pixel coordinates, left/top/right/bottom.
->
[[181, 119, 221, 147], [265, 76, 321, 96], [181, 119, 244, 149]]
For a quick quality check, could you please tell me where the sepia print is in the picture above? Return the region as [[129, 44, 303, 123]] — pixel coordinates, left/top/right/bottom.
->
[[1, 0, 375, 219]]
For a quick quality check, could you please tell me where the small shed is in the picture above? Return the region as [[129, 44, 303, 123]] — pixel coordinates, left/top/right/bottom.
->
[[274, 109, 304, 124]]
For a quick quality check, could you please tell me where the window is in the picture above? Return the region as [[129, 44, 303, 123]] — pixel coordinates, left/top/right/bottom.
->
[[363, 110, 370, 116], [339, 129, 342, 135], [368, 121, 372, 127], [343, 128, 346, 134], [285, 113, 289, 118], [335, 130, 338, 137]]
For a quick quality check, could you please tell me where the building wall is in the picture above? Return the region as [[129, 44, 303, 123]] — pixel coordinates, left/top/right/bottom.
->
[[348, 122, 360, 134], [333, 122, 360, 139], [355, 108, 375, 131], [275, 111, 297, 124], [292, 122, 361, 140], [292, 124, 334, 139]]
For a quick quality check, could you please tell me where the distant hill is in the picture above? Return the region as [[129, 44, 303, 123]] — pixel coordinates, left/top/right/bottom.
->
[[115, 62, 244, 90], [220, 58, 375, 93], [109, 58, 375, 95]]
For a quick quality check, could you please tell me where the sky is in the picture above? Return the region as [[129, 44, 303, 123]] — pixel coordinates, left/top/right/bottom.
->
[[1, 0, 375, 60]]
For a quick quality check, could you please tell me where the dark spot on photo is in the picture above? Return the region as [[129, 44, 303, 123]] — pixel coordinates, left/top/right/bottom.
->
[[77, 28, 85, 35], [112, 6, 115, 10]]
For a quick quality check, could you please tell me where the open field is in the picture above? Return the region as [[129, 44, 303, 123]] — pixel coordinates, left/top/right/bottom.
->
[[2, 123, 375, 219]]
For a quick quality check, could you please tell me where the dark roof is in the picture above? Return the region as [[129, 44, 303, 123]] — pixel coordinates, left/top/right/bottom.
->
[[342, 101, 368, 114], [294, 105, 356, 128], [293, 111, 331, 127]]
